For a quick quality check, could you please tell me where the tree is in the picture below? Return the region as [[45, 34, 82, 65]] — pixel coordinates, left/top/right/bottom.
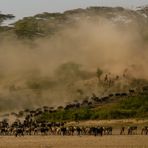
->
[[96, 68, 103, 83], [14, 17, 41, 38], [0, 13, 15, 25]]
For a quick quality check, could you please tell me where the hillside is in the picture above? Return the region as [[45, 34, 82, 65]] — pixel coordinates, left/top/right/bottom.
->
[[36, 96, 148, 122], [3, 86, 148, 122], [0, 6, 148, 39], [0, 6, 148, 114]]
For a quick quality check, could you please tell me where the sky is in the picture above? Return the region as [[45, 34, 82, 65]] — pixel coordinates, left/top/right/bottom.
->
[[0, 0, 148, 21]]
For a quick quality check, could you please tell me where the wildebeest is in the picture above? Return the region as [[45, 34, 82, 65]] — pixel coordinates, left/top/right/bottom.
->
[[89, 126, 103, 136], [103, 127, 112, 135], [120, 127, 125, 135], [40, 127, 49, 135], [141, 126, 148, 135], [15, 127, 24, 137], [128, 126, 137, 135], [60, 127, 67, 136]]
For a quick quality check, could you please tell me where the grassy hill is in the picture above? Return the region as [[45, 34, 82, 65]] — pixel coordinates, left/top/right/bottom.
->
[[0, 6, 148, 116], [36, 92, 148, 122], [0, 6, 148, 39]]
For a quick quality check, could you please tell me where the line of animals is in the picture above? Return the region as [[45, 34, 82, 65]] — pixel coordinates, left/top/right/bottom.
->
[[0, 119, 148, 137], [0, 86, 148, 137], [53, 85, 148, 111], [9, 85, 148, 119], [11, 86, 145, 117]]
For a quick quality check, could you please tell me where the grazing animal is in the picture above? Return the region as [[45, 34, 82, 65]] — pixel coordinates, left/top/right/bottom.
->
[[141, 126, 148, 135], [103, 127, 112, 135], [128, 126, 137, 135], [15, 128, 24, 137], [89, 127, 103, 136], [60, 127, 67, 136], [120, 127, 125, 135]]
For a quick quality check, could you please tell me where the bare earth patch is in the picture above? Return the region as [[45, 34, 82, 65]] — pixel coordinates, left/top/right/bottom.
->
[[0, 135, 148, 148], [67, 119, 148, 127]]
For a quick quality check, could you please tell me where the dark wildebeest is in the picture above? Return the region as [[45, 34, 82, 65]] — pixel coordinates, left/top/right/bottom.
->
[[40, 127, 49, 135], [128, 126, 137, 135], [15, 127, 24, 137], [141, 126, 148, 135], [61, 127, 67, 136], [103, 127, 112, 135], [120, 127, 125, 135], [90, 127, 103, 136], [76, 126, 82, 136]]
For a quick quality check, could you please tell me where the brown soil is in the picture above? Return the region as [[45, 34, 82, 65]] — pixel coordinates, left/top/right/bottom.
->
[[0, 135, 147, 148]]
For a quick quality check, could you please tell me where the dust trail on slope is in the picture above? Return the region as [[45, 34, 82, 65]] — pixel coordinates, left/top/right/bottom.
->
[[0, 16, 147, 112]]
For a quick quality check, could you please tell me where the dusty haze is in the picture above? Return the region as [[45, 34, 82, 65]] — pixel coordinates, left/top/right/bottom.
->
[[0, 16, 147, 113]]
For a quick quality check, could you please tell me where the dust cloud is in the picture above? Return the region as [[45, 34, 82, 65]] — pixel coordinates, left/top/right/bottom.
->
[[0, 16, 147, 112]]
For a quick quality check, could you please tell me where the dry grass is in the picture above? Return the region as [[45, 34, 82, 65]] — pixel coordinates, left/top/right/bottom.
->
[[0, 135, 147, 148], [67, 119, 148, 127]]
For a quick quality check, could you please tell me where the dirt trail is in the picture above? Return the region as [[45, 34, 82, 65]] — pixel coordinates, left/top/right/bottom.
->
[[0, 135, 147, 148], [67, 119, 148, 127]]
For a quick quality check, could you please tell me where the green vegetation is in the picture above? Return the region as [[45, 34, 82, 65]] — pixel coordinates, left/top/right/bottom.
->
[[1, 6, 148, 39], [36, 95, 148, 122], [0, 13, 15, 33], [14, 17, 40, 38], [0, 7, 148, 116], [37, 107, 92, 122], [0, 13, 14, 25], [96, 68, 103, 82]]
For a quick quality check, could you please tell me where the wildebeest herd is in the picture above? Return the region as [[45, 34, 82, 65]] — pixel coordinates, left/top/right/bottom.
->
[[0, 85, 148, 137], [0, 118, 148, 137]]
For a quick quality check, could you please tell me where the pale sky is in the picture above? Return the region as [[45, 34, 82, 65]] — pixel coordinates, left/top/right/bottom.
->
[[0, 0, 148, 21]]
